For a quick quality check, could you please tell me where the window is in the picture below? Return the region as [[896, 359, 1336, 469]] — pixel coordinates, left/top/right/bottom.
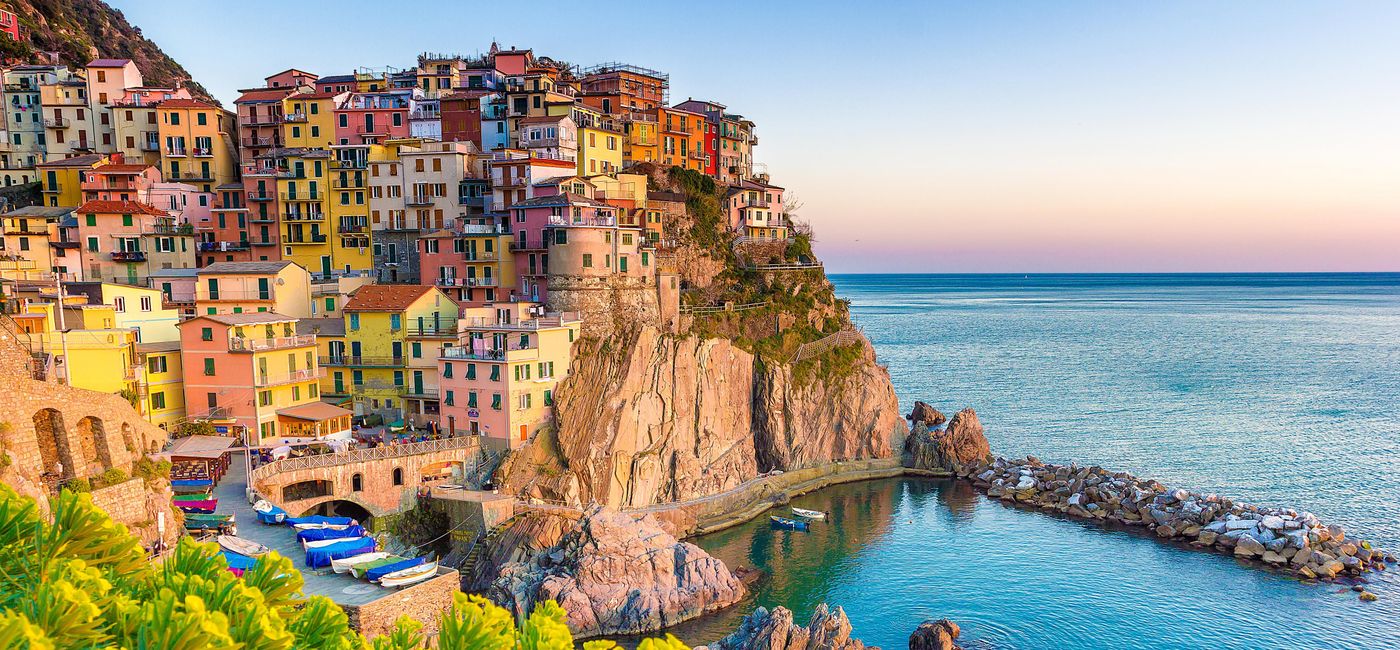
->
[[140, 295, 152, 311], [411, 341, 421, 358], [325, 298, 334, 312], [392, 468, 403, 486], [196, 112, 207, 126], [151, 392, 166, 410], [467, 391, 478, 408], [466, 363, 476, 380], [489, 365, 499, 381], [351, 474, 362, 491], [519, 393, 532, 410], [582, 253, 592, 268], [443, 362, 453, 378], [147, 356, 167, 374], [258, 390, 272, 406], [85, 215, 96, 227], [444, 390, 454, 406], [201, 327, 213, 341], [113, 296, 126, 312], [348, 313, 360, 330], [203, 358, 216, 375], [491, 393, 501, 410]]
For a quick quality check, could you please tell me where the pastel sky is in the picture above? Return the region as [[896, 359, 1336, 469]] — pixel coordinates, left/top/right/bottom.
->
[[111, 0, 1400, 272]]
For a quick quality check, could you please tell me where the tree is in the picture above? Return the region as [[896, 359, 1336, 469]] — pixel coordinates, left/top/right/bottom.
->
[[0, 485, 692, 649], [172, 419, 217, 439]]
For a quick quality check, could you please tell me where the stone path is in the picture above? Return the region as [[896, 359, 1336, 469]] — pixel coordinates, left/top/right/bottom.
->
[[214, 452, 387, 606]]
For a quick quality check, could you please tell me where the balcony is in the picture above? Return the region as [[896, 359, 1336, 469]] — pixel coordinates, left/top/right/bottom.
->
[[355, 124, 388, 135], [139, 139, 160, 152], [318, 355, 405, 367], [280, 192, 321, 202], [548, 214, 616, 227], [242, 136, 276, 148], [192, 147, 213, 157], [283, 113, 308, 123], [507, 239, 547, 252], [204, 290, 273, 301], [229, 334, 316, 352], [250, 239, 278, 247], [283, 211, 325, 222], [331, 176, 364, 189], [41, 182, 61, 193], [110, 251, 146, 262], [43, 117, 68, 128], [283, 234, 328, 244], [458, 195, 488, 208], [435, 276, 497, 288], [406, 194, 433, 206], [331, 159, 368, 170], [738, 197, 771, 208], [166, 147, 187, 157], [247, 191, 275, 202], [350, 383, 408, 396], [462, 250, 499, 262], [242, 114, 281, 126], [459, 314, 574, 331], [198, 241, 251, 252], [338, 223, 367, 234], [439, 343, 537, 362], [404, 325, 457, 337], [255, 367, 327, 387]]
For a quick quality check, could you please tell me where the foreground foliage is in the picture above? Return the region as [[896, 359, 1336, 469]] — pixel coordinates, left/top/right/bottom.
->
[[0, 484, 690, 649]]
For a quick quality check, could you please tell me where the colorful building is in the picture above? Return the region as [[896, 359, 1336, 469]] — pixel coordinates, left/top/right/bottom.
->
[[725, 179, 788, 240], [155, 99, 238, 192], [194, 260, 312, 318], [71, 199, 195, 285], [436, 302, 580, 449], [135, 340, 184, 430], [329, 284, 458, 424]]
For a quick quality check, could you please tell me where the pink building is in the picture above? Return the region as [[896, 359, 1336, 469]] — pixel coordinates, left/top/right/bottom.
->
[[724, 178, 788, 240], [508, 192, 637, 302], [334, 91, 417, 145], [80, 163, 161, 202]]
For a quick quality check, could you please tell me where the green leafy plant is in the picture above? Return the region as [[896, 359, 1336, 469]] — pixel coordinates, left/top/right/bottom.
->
[[92, 468, 128, 489], [172, 420, 216, 439]]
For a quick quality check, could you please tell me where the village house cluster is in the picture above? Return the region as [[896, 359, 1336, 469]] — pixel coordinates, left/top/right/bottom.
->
[[0, 44, 790, 453]]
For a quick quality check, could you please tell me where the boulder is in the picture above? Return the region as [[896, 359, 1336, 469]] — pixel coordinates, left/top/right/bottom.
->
[[490, 506, 746, 638], [710, 604, 870, 650], [901, 408, 991, 472], [909, 619, 963, 650], [907, 401, 947, 428], [1235, 535, 1266, 557]]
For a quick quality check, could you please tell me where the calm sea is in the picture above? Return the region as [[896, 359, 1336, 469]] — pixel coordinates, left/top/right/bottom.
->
[[673, 273, 1400, 649]]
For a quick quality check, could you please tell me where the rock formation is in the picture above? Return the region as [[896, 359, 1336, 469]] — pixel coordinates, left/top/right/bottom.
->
[[901, 408, 991, 473], [489, 506, 746, 638], [961, 456, 1395, 582], [908, 619, 962, 650], [906, 402, 946, 428], [704, 604, 870, 650], [500, 326, 905, 509]]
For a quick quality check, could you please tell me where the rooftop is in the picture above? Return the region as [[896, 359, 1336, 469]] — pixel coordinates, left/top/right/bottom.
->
[[75, 200, 169, 216], [37, 154, 106, 169], [276, 402, 353, 422], [510, 192, 611, 210], [157, 98, 221, 110], [193, 312, 299, 326], [296, 317, 345, 337], [344, 284, 439, 312], [134, 340, 181, 353], [86, 58, 134, 68], [198, 261, 299, 275], [1, 206, 74, 218]]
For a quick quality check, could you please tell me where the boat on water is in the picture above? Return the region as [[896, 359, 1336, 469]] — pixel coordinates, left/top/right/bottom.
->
[[380, 561, 438, 588], [253, 500, 287, 525], [770, 516, 810, 531], [792, 507, 826, 520], [332, 551, 389, 574], [217, 535, 270, 557], [351, 555, 407, 579]]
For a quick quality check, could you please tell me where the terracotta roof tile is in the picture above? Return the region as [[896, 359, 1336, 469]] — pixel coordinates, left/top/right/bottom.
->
[[344, 284, 440, 312], [75, 200, 168, 216], [157, 98, 219, 110], [88, 164, 153, 174], [235, 88, 298, 103]]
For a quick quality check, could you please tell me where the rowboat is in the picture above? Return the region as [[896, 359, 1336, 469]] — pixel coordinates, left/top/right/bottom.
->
[[291, 522, 350, 531], [184, 514, 235, 532], [173, 494, 212, 502], [297, 525, 366, 545], [332, 551, 389, 574], [186, 513, 234, 522], [253, 500, 287, 525], [770, 516, 809, 531], [222, 551, 258, 576], [171, 479, 213, 493], [365, 556, 426, 582], [380, 561, 438, 588], [285, 515, 356, 528], [351, 555, 406, 579], [304, 535, 366, 550], [791, 507, 826, 520], [217, 535, 270, 557], [305, 536, 377, 569], [176, 499, 218, 514]]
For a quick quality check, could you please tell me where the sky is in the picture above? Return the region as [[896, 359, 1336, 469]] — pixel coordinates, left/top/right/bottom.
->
[[110, 0, 1400, 273]]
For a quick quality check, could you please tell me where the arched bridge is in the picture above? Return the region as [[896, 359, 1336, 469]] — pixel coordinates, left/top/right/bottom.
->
[[250, 436, 487, 518]]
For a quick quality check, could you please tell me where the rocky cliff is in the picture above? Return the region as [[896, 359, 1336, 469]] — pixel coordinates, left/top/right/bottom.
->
[[901, 408, 991, 473], [704, 604, 870, 650], [489, 506, 747, 638], [499, 325, 904, 508], [2, 0, 214, 102]]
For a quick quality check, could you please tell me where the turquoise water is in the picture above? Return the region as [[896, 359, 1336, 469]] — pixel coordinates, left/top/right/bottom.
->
[[680, 274, 1400, 649]]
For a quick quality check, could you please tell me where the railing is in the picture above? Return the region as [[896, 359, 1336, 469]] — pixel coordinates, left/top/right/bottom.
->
[[548, 215, 616, 227], [356, 124, 388, 135], [439, 344, 536, 361], [198, 241, 251, 252], [280, 192, 320, 201], [255, 367, 327, 387], [283, 113, 307, 123], [242, 137, 276, 147], [436, 277, 496, 287], [246, 191, 275, 202], [43, 117, 68, 128], [318, 355, 405, 367], [507, 240, 547, 251], [140, 140, 160, 152], [790, 328, 863, 364], [242, 114, 281, 125], [42, 182, 62, 192], [462, 250, 499, 261], [250, 435, 479, 483], [203, 289, 274, 301], [738, 197, 771, 208], [406, 194, 433, 206], [404, 325, 457, 337], [747, 261, 823, 271], [166, 147, 186, 157], [283, 234, 328, 244], [679, 301, 769, 315], [110, 251, 146, 262], [192, 147, 213, 157], [283, 211, 325, 221], [459, 315, 572, 331], [229, 335, 315, 352]]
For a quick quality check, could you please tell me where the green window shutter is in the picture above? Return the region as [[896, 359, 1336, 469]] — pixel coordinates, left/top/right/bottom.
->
[[491, 394, 501, 410], [490, 365, 499, 381], [85, 215, 96, 226], [412, 342, 421, 358], [443, 363, 453, 378], [467, 392, 477, 408], [466, 363, 476, 380], [203, 358, 215, 375], [122, 215, 132, 227], [200, 327, 212, 341]]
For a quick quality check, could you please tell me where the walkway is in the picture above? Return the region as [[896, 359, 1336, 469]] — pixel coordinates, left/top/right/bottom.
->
[[214, 452, 388, 606]]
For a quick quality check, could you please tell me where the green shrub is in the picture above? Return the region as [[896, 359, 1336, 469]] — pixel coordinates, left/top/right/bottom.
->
[[132, 456, 172, 481], [65, 477, 91, 493], [93, 468, 128, 489]]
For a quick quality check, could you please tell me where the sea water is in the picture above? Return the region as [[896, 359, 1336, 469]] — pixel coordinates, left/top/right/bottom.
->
[[673, 274, 1400, 649]]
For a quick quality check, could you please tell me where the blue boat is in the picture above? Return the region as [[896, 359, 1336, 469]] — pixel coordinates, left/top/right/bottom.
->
[[297, 525, 367, 544], [254, 500, 287, 525], [221, 551, 258, 572], [285, 515, 356, 528], [364, 556, 426, 582], [305, 537, 376, 569], [770, 516, 810, 531]]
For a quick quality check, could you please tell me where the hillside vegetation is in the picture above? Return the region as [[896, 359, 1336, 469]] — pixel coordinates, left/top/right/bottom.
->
[[0, 0, 213, 102]]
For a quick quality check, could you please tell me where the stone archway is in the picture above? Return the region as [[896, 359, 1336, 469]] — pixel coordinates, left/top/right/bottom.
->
[[309, 499, 374, 528], [120, 422, 137, 457], [33, 408, 74, 479], [282, 479, 333, 502], [75, 416, 111, 473]]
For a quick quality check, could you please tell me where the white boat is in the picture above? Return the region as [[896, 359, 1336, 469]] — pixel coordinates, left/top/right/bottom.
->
[[379, 561, 438, 588], [303, 536, 366, 550], [792, 507, 826, 520], [332, 551, 389, 574], [217, 535, 270, 557], [292, 522, 351, 531]]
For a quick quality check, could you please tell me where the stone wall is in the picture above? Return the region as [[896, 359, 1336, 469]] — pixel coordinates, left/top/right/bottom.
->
[[546, 274, 669, 337], [88, 477, 181, 547], [340, 567, 460, 639], [251, 442, 480, 518]]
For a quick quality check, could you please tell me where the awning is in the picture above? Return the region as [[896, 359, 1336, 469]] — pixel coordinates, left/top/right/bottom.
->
[[276, 402, 353, 422]]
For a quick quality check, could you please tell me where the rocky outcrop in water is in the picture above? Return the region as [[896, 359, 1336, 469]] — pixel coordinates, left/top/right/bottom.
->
[[901, 407, 991, 473], [500, 326, 905, 509], [489, 506, 746, 638], [702, 604, 870, 650], [961, 456, 1395, 582], [908, 619, 963, 650], [907, 402, 946, 428]]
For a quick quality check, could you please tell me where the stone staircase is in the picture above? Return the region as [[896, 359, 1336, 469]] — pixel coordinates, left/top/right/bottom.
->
[[457, 511, 530, 586]]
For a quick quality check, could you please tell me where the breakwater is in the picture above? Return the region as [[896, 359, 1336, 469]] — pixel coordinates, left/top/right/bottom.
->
[[954, 455, 1394, 593]]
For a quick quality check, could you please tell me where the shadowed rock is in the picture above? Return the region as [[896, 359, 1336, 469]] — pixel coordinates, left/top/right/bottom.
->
[[902, 407, 992, 472]]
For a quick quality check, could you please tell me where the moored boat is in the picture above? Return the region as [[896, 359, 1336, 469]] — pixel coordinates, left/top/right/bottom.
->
[[792, 507, 827, 520], [332, 551, 389, 574], [351, 555, 406, 579], [379, 561, 438, 588], [770, 516, 810, 531], [217, 535, 270, 557], [253, 500, 287, 524]]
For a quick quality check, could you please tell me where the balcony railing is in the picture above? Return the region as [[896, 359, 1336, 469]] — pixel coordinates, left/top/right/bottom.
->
[[404, 325, 457, 337], [242, 137, 276, 147], [462, 250, 499, 261], [283, 234, 328, 244], [192, 147, 213, 157], [255, 367, 327, 387], [242, 114, 281, 126], [548, 214, 617, 227], [166, 147, 186, 157], [140, 139, 160, 152], [439, 343, 537, 361], [229, 334, 315, 352], [203, 289, 273, 301], [406, 194, 433, 206], [280, 192, 321, 201], [198, 241, 251, 252], [283, 211, 325, 221], [459, 315, 572, 331], [247, 191, 275, 202], [507, 239, 547, 251], [249, 435, 478, 482], [43, 117, 68, 128], [318, 355, 405, 367], [110, 251, 146, 262], [435, 276, 497, 288], [283, 113, 307, 123]]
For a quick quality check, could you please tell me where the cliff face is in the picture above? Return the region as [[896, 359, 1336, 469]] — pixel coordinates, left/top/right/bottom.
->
[[3, 0, 214, 102], [500, 325, 904, 509]]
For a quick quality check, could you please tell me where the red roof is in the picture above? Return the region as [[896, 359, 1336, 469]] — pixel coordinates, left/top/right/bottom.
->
[[87, 58, 133, 68], [90, 164, 153, 174], [157, 98, 219, 110], [235, 88, 297, 103], [344, 285, 442, 312], [76, 200, 168, 216]]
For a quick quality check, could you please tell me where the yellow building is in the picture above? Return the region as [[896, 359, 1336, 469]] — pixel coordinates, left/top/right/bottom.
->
[[577, 125, 624, 176], [136, 340, 185, 429], [281, 91, 341, 149], [155, 99, 238, 192], [12, 301, 141, 396], [621, 113, 659, 167], [38, 153, 109, 208], [327, 153, 373, 271], [332, 284, 458, 424], [274, 148, 337, 276], [311, 271, 375, 318], [194, 260, 313, 318], [91, 283, 181, 342], [297, 316, 347, 405], [0, 206, 76, 276]]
